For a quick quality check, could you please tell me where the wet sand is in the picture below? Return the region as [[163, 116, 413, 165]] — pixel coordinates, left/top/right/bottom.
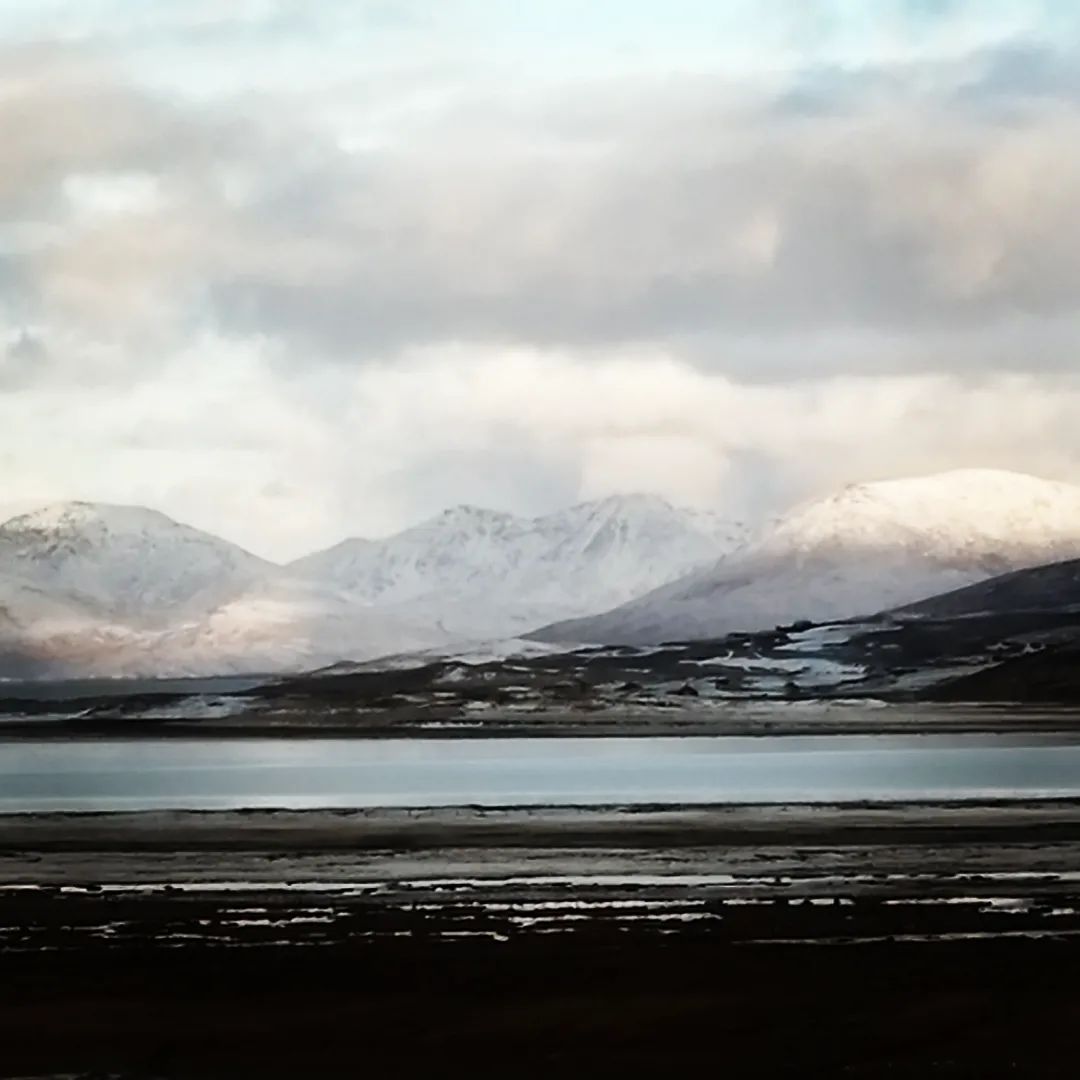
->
[[5, 800, 1080, 1075], [7, 797, 1080, 852]]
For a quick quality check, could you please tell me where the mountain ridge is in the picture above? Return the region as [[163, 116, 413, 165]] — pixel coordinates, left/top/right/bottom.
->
[[0, 502, 446, 677], [10, 470, 1080, 674], [289, 493, 748, 637], [531, 469, 1080, 646], [0, 492, 746, 675]]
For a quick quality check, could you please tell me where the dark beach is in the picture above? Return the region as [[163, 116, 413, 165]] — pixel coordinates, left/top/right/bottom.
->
[[6, 798, 1080, 1076]]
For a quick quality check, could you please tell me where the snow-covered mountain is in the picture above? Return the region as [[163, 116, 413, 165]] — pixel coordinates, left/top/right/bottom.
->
[[0, 494, 737, 677], [0, 502, 447, 678], [128, 577, 448, 677], [531, 470, 1080, 645], [292, 505, 529, 607], [291, 494, 747, 638], [0, 501, 272, 628]]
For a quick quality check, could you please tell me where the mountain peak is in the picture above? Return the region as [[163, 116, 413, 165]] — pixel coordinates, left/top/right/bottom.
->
[[433, 504, 518, 524], [532, 468, 1080, 646], [0, 499, 270, 628], [2, 500, 177, 535], [591, 492, 673, 511], [840, 468, 1071, 500], [292, 491, 743, 634], [407, 504, 524, 539], [765, 469, 1080, 557], [574, 493, 676, 521]]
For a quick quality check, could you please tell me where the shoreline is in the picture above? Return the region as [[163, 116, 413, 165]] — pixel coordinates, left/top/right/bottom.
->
[[3, 699, 1080, 741], [6, 797, 1080, 852]]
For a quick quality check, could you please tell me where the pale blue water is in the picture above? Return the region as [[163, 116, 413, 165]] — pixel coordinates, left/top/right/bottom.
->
[[3, 735, 1080, 811]]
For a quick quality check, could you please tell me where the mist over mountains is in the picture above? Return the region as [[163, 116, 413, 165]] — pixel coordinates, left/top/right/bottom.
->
[[5, 469, 1080, 679]]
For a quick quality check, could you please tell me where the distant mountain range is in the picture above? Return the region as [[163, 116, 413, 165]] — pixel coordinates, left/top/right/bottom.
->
[[7, 468, 1080, 679], [531, 470, 1080, 645], [0, 495, 745, 677], [0, 503, 445, 679]]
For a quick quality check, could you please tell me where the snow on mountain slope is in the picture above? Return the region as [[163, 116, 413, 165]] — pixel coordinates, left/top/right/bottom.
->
[[0, 567, 105, 678], [0, 494, 742, 677], [758, 470, 1080, 563], [0, 569, 95, 632], [531, 470, 1080, 645], [528, 495, 747, 604], [291, 505, 531, 606], [0, 503, 449, 678], [0, 582, 450, 680], [130, 576, 451, 677], [291, 494, 747, 637], [0, 501, 272, 626]]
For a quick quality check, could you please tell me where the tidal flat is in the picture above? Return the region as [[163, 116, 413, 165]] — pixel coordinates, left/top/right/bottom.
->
[[6, 798, 1080, 1075]]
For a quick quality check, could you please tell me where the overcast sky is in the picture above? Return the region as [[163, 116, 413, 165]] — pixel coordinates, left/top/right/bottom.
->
[[3, 1, 1080, 559]]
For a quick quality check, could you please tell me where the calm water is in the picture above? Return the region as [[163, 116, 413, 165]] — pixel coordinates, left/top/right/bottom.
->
[[3, 735, 1080, 811]]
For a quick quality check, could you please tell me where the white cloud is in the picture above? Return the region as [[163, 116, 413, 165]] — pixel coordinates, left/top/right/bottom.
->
[[62, 172, 166, 221], [2, 6, 1080, 557]]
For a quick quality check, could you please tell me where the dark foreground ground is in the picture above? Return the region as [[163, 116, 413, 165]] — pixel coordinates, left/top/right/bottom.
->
[[6, 936, 1080, 1078], [6, 701, 1080, 742], [6, 801, 1080, 1077]]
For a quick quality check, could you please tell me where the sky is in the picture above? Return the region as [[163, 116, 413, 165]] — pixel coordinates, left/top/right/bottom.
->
[[3, 0, 1080, 560]]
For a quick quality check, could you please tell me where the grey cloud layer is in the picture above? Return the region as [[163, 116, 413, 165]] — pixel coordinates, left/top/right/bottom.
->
[[3, 41, 1080, 383], [4, 22, 1080, 556]]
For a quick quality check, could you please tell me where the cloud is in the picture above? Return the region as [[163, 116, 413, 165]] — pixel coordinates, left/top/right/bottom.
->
[[0, 330, 47, 389], [1, 6, 1080, 555], [4, 38, 1080, 387], [197, 88, 1080, 379]]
